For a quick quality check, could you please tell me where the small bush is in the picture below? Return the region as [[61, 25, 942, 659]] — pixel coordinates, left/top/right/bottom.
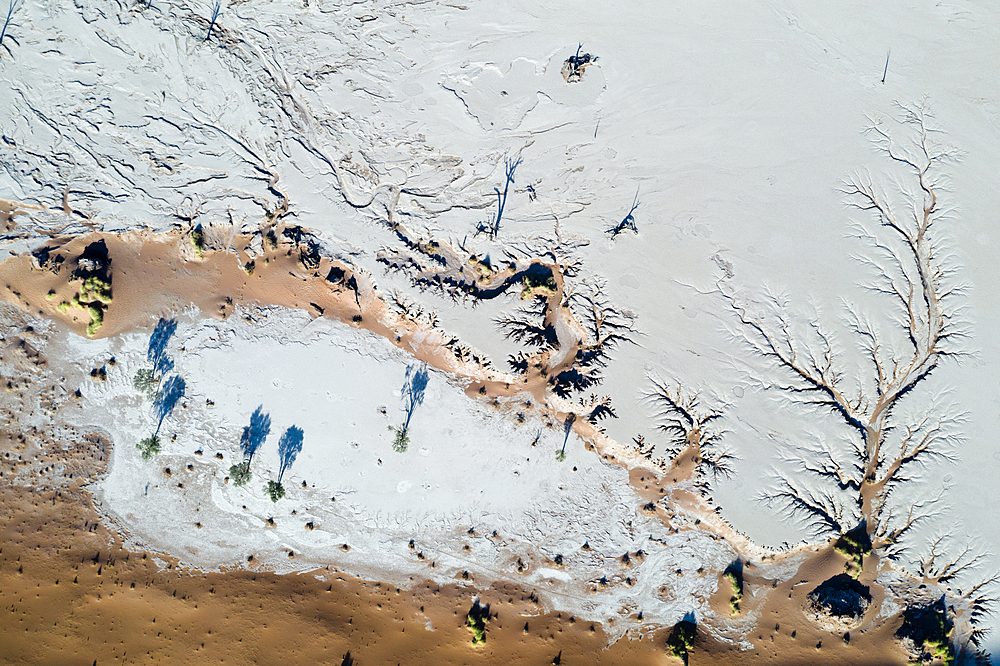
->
[[80, 276, 113, 304], [191, 228, 205, 257], [666, 620, 696, 663], [724, 569, 743, 615], [266, 480, 285, 502], [466, 601, 489, 645], [86, 305, 105, 336], [229, 461, 252, 487], [137, 434, 161, 460]]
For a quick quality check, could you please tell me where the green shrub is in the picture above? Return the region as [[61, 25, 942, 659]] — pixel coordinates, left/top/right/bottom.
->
[[80, 276, 113, 304], [666, 620, 696, 663], [191, 228, 205, 257], [86, 304, 105, 336], [724, 569, 743, 615], [834, 525, 872, 578], [466, 602, 489, 645]]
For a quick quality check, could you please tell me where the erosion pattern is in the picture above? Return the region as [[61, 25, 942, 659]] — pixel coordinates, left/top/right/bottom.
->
[[0, 2, 995, 664]]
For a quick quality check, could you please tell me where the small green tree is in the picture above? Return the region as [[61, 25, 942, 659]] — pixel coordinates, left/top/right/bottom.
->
[[229, 461, 252, 487], [133, 368, 158, 400], [388, 424, 410, 453], [137, 433, 161, 460], [266, 480, 285, 502]]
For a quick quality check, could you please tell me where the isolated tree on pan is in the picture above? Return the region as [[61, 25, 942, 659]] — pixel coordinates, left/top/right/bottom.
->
[[133, 318, 178, 401], [556, 412, 576, 462], [266, 425, 303, 502], [476, 155, 522, 240], [277, 426, 303, 483], [727, 102, 970, 557], [230, 406, 271, 487], [389, 365, 429, 453], [153, 375, 185, 435]]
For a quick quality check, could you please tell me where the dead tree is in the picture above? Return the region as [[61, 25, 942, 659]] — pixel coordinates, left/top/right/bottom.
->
[[727, 102, 968, 554], [606, 188, 640, 239], [205, 0, 222, 41], [476, 155, 522, 240], [0, 0, 21, 48]]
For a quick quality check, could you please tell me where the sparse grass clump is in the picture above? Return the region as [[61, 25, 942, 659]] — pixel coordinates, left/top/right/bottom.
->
[[137, 433, 161, 460], [229, 461, 252, 487], [266, 480, 285, 502]]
